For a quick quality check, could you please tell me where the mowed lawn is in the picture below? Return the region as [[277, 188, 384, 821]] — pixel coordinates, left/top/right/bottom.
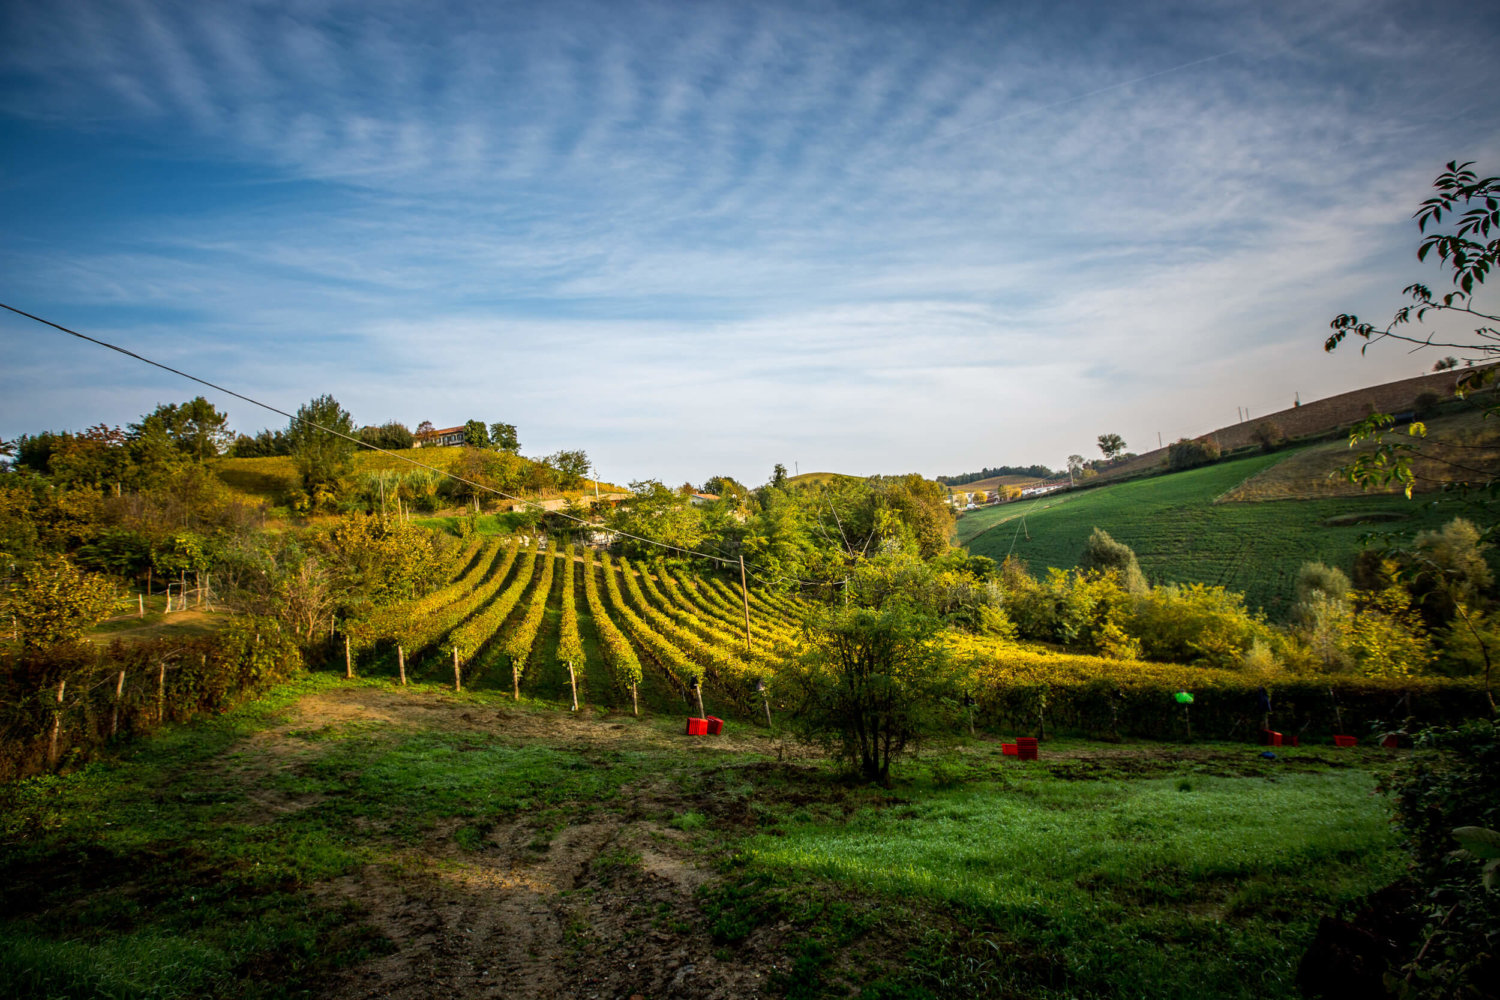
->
[[959, 451, 1473, 619], [751, 763, 1398, 1000]]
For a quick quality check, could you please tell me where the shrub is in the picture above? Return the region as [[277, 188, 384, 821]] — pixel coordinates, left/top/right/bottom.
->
[[782, 602, 958, 785], [1379, 720, 1500, 997], [1077, 527, 1146, 594], [1127, 583, 1268, 670], [1250, 421, 1285, 452], [1166, 437, 1220, 471]]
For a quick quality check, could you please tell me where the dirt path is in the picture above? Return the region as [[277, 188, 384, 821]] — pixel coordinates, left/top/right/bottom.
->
[[220, 685, 796, 999]]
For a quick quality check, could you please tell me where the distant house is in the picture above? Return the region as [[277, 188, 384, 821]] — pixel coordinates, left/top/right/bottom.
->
[[414, 426, 466, 448], [689, 492, 720, 506]]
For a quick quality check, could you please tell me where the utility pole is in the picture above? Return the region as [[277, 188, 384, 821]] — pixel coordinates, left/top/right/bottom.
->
[[738, 556, 753, 658]]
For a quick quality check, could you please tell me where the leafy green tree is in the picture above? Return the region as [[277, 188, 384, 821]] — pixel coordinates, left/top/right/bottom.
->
[[2, 554, 118, 648], [782, 559, 958, 785], [359, 422, 414, 450], [546, 449, 590, 489], [1097, 433, 1126, 460], [130, 397, 233, 461], [489, 422, 519, 452], [462, 420, 490, 449], [228, 428, 292, 457], [771, 463, 788, 487], [287, 394, 357, 497]]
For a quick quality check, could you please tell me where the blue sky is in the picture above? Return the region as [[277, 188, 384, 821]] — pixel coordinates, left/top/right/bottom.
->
[[3, 0, 1498, 487]]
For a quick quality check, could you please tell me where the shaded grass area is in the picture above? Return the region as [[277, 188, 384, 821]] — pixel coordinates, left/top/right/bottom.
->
[[412, 511, 535, 536], [960, 450, 1473, 619], [0, 675, 649, 999]]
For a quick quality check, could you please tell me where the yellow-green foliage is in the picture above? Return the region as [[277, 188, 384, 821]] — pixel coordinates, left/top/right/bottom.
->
[[582, 548, 641, 691], [1127, 583, 1271, 670], [945, 630, 1482, 739], [348, 538, 492, 651], [503, 546, 556, 674], [3, 554, 118, 650], [600, 553, 702, 691], [1343, 587, 1433, 678], [556, 546, 585, 667], [444, 540, 534, 662]]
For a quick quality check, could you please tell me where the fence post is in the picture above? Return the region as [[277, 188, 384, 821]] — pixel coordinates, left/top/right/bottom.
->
[[344, 635, 353, 680], [157, 661, 166, 722], [112, 670, 126, 739], [453, 648, 461, 692], [568, 661, 578, 712], [398, 645, 407, 686], [632, 683, 638, 717], [138, 594, 144, 619], [48, 678, 66, 768]]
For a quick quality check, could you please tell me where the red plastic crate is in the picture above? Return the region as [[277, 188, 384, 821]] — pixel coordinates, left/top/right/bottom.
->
[[1002, 743, 1018, 756], [686, 717, 708, 736], [705, 716, 724, 735], [1333, 735, 1357, 747], [1261, 729, 1282, 747], [1381, 734, 1400, 749], [1016, 737, 1038, 761]]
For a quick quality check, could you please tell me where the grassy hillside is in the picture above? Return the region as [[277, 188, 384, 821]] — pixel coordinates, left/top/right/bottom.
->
[[214, 447, 621, 506], [960, 449, 1477, 619], [786, 471, 862, 487], [213, 446, 474, 501]]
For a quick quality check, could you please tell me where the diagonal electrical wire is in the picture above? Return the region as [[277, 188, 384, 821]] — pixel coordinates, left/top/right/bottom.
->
[[0, 301, 749, 561], [1, 302, 848, 587]]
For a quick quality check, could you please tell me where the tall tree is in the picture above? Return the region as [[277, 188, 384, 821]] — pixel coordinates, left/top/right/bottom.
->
[[489, 422, 519, 452], [546, 449, 590, 488], [1097, 433, 1126, 460], [463, 420, 490, 449], [287, 394, 357, 494]]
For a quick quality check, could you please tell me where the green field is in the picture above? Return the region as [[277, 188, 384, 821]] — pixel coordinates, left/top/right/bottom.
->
[[959, 450, 1478, 619], [0, 674, 1402, 1000]]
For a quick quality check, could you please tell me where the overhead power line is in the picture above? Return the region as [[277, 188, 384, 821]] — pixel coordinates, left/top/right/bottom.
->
[[0, 301, 845, 586]]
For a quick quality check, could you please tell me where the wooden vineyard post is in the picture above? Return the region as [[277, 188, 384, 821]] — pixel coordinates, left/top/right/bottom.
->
[[112, 670, 126, 739], [632, 683, 638, 717], [138, 594, 144, 618], [48, 679, 66, 768], [344, 635, 353, 679], [738, 555, 753, 658], [398, 645, 407, 686], [757, 678, 773, 729], [453, 648, 461, 692], [567, 661, 578, 712], [164, 586, 171, 614], [512, 660, 520, 701], [157, 661, 166, 722], [693, 679, 705, 719]]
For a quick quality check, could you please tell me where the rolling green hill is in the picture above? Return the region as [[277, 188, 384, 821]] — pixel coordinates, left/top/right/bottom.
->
[[959, 449, 1479, 620], [786, 471, 862, 486]]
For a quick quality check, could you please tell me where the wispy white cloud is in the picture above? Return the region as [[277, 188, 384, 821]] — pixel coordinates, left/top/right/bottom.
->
[[2, 0, 1499, 482]]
